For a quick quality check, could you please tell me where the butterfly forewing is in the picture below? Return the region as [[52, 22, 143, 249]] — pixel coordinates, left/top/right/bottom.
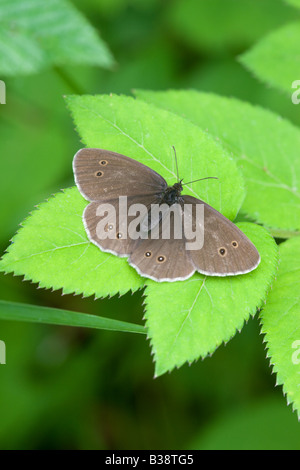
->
[[73, 148, 167, 202]]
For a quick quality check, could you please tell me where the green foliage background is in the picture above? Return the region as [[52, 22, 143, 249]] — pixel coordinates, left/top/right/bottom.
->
[[0, 0, 300, 450]]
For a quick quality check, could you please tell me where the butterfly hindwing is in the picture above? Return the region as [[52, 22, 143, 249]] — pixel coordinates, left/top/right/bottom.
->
[[83, 194, 161, 257], [183, 195, 260, 276], [128, 205, 195, 281]]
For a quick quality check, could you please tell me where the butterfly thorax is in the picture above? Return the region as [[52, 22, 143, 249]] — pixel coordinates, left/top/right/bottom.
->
[[160, 182, 183, 206]]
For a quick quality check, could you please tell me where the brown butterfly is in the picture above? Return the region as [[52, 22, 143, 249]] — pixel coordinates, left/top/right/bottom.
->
[[73, 148, 260, 282]]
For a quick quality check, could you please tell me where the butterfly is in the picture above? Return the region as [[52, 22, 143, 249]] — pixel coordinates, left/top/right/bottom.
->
[[73, 148, 260, 282]]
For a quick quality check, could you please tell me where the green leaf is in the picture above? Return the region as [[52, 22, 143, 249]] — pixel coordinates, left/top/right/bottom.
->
[[135, 89, 300, 236], [144, 223, 278, 377], [239, 21, 300, 95], [0, 0, 114, 76], [260, 237, 300, 418], [0, 27, 44, 75], [0, 299, 145, 334], [0, 187, 144, 298]]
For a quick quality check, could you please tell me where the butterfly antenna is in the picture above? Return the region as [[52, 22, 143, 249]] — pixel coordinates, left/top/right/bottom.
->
[[172, 145, 180, 183], [182, 176, 219, 186]]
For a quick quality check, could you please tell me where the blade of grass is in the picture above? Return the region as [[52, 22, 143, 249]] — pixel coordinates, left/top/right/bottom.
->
[[0, 300, 146, 334]]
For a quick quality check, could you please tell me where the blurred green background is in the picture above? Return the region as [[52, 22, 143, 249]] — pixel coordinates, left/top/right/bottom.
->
[[0, 0, 300, 450]]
